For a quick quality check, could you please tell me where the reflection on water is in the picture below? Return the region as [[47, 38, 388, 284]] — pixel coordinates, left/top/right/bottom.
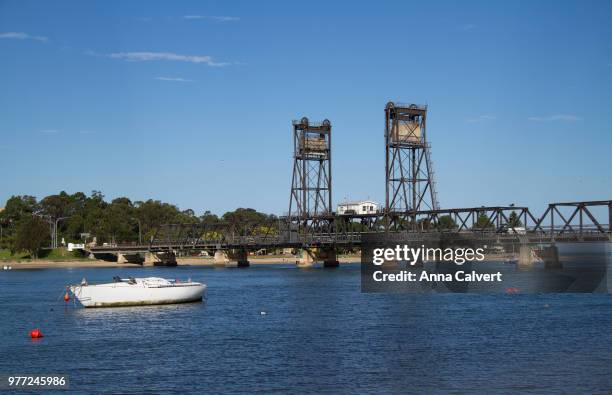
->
[[72, 301, 205, 321], [1, 264, 612, 393]]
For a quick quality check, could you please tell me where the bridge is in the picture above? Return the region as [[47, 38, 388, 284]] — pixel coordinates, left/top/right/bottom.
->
[[90, 102, 612, 267]]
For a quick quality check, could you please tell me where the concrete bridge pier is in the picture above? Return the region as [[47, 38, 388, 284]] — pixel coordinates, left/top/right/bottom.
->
[[319, 248, 339, 268], [117, 253, 144, 265], [155, 251, 177, 266], [230, 249, 250, 268], [213, 250, 249, 268], [296, 248, 315, 268], [518, 244, 535, 267], [213, 250, 229, 267], [144, 252, 161, 266]]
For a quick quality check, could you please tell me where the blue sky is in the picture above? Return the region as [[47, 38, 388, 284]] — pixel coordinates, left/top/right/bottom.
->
[[1, 0, 611, 216]]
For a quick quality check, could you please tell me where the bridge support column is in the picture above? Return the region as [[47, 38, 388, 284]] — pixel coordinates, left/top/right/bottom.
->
[[144, 252, 161, 266], [296, 248, 315, 268], [117, 253, 144, 264], [319, 248, 339, 268], [518, 244, 535, 267], [214, 250, 229, 267], [155, 251, 177, 266], [229, 249, 250, 268]]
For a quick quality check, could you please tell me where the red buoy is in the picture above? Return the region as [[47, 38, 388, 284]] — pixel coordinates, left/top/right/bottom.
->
[[64, 292, 70, 302], [29, 329, 43, 339]]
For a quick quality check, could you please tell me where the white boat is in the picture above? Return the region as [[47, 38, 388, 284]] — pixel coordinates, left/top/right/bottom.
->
[[69, 277, 206, 308]]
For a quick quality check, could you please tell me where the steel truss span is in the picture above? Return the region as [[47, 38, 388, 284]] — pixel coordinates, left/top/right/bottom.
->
[[88, 201, 612, 254]]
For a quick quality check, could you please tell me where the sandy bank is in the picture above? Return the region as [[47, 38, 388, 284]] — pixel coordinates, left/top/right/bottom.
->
[[4, 255, 361, 269]]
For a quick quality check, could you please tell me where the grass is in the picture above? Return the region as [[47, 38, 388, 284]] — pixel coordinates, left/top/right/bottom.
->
[[0, 248, 90, 262], [0, 249, 30, 261]]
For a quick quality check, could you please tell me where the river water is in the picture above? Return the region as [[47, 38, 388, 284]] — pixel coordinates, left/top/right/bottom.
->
[[1, 263, 611, 394]]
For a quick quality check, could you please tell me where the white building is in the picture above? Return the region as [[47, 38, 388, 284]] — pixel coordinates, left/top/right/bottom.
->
[[337, 200, 380, 215]]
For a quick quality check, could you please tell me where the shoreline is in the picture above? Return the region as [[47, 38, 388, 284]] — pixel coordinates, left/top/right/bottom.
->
[[2, 255, 361, 269], [2, 253, 518, 270]]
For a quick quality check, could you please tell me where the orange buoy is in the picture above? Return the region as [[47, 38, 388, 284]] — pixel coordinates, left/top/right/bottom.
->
[[29, 329, 43, 339], [63, 292, 70, 302]]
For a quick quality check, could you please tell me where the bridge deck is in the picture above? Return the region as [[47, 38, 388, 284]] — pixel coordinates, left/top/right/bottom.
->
[[90, 230, 611, 254]]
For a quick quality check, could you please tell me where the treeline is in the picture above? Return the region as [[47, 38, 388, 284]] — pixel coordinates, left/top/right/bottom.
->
[[0, 191, 277, 257]]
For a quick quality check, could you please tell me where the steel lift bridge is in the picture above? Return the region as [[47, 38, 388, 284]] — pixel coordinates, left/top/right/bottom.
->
[[90, 102, 612, 266]]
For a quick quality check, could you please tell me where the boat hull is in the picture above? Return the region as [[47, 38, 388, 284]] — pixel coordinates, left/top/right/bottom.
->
[[70, 282, 205, 308]]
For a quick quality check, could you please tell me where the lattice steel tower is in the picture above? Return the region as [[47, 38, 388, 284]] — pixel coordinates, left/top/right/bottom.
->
[[385, 102, 439, 230], [288, 117, 333, 233]]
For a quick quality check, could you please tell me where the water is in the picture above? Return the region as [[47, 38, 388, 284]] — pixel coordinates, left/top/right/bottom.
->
[[1, 264, 611, 394]]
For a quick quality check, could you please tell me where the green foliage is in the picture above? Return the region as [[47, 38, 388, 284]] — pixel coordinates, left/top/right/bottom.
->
[[38, 248, 87, 261], [3, 195, 38, 220], [14, 216, 50, 258], [473, 213, 494, 229], [336, 220, 370, 233], [1, 191, 280, 252], [0, 249, 30, 261], [1, 195, 37, 249], [0, 247, 86, 262], [222, 208, 275, 226], [508, 211, 523, 227], [40, 192, 72, 219], [436, 215, 458, 230]]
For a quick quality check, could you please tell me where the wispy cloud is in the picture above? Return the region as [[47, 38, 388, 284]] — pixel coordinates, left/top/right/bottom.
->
[[458, 24, 476, 32], [155, 77, 194, 82], [0, 32, 48, 42], [467, 115, 496, 123], [39, 129, 60, 134], [107, 51, 229, 66], [527, 114, 581, 122], [183, 15, 240, 22]]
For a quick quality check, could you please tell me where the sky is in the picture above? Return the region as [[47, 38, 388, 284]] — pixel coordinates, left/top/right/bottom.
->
[[1, 0, 611, 217]]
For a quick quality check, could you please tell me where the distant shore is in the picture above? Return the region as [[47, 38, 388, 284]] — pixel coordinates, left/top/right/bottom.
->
[[3, 255, 361, 269]]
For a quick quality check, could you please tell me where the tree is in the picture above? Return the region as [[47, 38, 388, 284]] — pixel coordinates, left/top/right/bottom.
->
[[508, 211, 523, 227], [2, 190, 288, 250], [436, 215, 457, 230], [222, 208, 278, 236], [474, 213, 494, 229], [1, 195, 39, 251], [2, 195, 38, 221], [61, 192, 89, 242], [83, 190, 109, 242], [135, 199, 186, 242], [105, 197, 136, 243], [200, 211, 220, 227], [222, 208, 273, 227], [40, 192, 72, 220], [14, 216, 50, 258]]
